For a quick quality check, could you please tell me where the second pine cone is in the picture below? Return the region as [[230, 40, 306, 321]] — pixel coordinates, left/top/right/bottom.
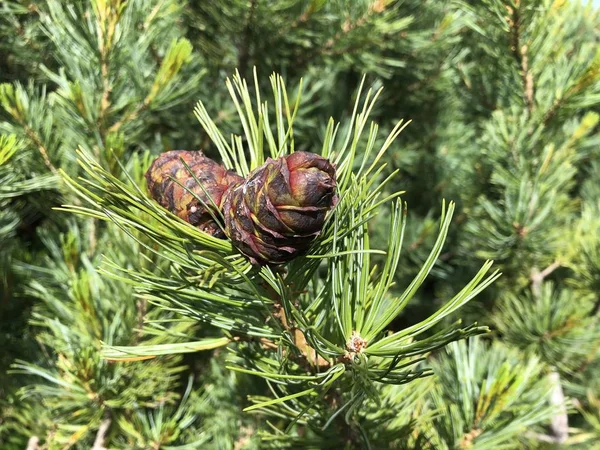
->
[[145, 150, 243, 238]]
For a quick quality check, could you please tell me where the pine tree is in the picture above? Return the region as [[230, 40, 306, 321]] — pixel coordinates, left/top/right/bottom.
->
[[1, 1, 599, 449]]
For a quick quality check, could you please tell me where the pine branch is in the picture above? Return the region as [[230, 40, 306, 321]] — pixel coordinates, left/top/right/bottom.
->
[[233, 425, 254, 450], [135, 297, 148, 344], [17, 117, 58, 176], [429, 338, 556, 448], [526, 371, 569, 444], [507, 3, 534, 112], [25, 436, 39, 450], [548, 371, 568, 444], [97, 13, 113, 135], [143, 0, 166, 31], [520, 44, 534, 112], [87, 218, 98, 257], [542, 97, 562, 126], [91, 416, 111, 450], [542, 35, 600, 125], [530, 261, 561, 298], [527, 262, 570, 444], [107, 97, 151, 134]]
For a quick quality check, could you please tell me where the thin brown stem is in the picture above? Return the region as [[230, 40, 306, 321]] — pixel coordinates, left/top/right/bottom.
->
[[548, 370, 569, 443], [459, 428, 482, 449], [524, 371, 569, 444], [96, 1, 124, 137], [108, 96, 151, 134], [542, 97, 563, 126], [26, 436, 40, 450], [508, 4, 535, 113], [22, 122, 59, 176], [88, 218, 97, 256], [530, 260, 561, 298], [135, 297, 148, 343], [528, 261, 569, 444], [520, 45, 534, 112], [256, 282, 331, 370], [233, 425, 254, 450], [96, 3, 109, 131], [99, 54, 111, 131], [91, 416, 111, 450]]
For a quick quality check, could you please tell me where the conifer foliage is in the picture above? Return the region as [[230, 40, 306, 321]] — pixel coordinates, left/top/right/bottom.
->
[[1, 1, 599, 449]]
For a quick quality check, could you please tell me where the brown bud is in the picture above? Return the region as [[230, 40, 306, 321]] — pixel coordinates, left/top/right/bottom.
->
[[145, 150, 243, 237], [222, 151, 337, 264]]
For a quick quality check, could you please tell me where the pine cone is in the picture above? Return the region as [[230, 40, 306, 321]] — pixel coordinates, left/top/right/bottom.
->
[[145, 150, 243, 237], [222, 151, 337, 265]]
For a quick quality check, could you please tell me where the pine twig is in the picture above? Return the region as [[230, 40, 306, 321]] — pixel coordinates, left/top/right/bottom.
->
[[530, 261, 561, 298], [143, 0, 165, 31], [264, 282, 331, 370], [107, 97, 150, 133], [91, 417, 111, 450], [233, 425, 254, 450], [26, 436, 40, 450], [542, 97, 562, 126], [96, 1, 122, 135], [520, 44, 534, 112], [548, 370, 569, 443], [508, 4, 535, 112], [529, 262, 569, 444], [527, 371, 569, 444], [527, 431, 564, 444], [19, 120, 59, 176], [88, 218, 97, 256], [135, 297, 148, 343]]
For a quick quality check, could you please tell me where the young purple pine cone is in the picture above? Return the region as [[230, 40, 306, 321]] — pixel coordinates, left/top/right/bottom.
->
[[145, 150, 243, 238], [222, 151, 337, 265]]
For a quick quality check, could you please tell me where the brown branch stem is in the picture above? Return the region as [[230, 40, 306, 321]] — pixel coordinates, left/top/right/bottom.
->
[[530, 261, 561, 298], [26, 436, 40, 450], [528, 259, 569, 444], [108, 96, 151, 134], [548, 370, 569, 443], [524, 371, 569, 444], [508, 4, 535, 113], [91, 416, 111, 450], [542, 97, 562, 126], [19, 120, 59, 176]]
